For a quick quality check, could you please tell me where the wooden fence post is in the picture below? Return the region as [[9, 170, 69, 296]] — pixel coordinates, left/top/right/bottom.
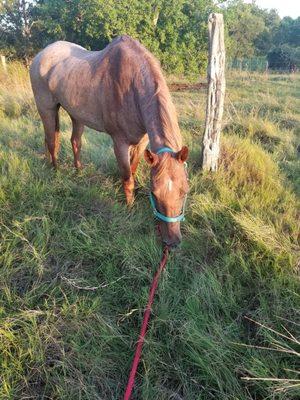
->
[[201, 13, 226, 171], [265, 61, 269, 73], [1, 55, 7, 73]]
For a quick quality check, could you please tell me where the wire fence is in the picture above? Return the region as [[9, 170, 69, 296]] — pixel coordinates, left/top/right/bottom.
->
[[227, 58, 298, 73]]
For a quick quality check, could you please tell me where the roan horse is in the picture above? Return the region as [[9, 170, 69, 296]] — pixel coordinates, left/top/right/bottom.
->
[[30, 35, 189, 248]]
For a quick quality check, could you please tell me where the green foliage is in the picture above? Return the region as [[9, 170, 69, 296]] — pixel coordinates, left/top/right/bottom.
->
[[0, 64, 299, 399], [274, 17, 300, 47], [268, 44, 300, 70], [254, 8, 281, 55], [223, 0, 265, 59], [29, 0, 217, 75], [266, 17, 300, 71], [0, 0, 36, 63], [223, 2, 299, 70], [2, 1, 298, 75]]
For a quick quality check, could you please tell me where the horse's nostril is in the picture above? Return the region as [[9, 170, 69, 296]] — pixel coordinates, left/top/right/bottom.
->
[[163, 240, 181, 251]]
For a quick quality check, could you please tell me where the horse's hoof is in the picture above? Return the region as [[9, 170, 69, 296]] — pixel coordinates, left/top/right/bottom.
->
[[74, 162, 82, 169]]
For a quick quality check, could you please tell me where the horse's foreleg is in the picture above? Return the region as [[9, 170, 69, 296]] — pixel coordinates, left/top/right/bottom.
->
[[71, 118, 84, 169], [39, 105, 60, 168], [130, 134, 149, 176], [113, 141, 135, 205]]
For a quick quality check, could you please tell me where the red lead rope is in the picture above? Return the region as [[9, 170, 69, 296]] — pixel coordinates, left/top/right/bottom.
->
[[123, 246, 169, 400]]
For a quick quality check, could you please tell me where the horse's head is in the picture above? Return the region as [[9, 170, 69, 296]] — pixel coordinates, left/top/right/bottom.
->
[[144, 146, 189, 249]]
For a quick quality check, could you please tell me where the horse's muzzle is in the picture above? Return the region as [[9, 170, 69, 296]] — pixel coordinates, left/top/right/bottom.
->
[[163, 238, 181, 251]]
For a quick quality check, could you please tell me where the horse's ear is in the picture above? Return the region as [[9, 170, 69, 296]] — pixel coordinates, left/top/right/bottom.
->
[[177, 146, 189, 163], [144, 149, 159, 167]]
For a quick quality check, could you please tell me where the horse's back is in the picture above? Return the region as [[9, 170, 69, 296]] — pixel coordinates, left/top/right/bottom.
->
[[30, 36, 167, 138], [30, 41, 106, 128], [30, 41, 94, 85]]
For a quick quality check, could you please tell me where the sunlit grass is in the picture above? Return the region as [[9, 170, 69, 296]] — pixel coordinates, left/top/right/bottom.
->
[[0, 64, 299, 399]]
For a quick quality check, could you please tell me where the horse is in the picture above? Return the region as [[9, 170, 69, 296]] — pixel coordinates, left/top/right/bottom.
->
[[30, 35, 189, 248]]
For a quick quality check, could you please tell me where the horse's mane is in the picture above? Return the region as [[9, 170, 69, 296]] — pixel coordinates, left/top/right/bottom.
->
[[108, 36, 182, 150], [142, 47, 182, 149]]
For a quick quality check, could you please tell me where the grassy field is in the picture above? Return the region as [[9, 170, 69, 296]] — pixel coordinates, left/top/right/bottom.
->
[[0, 63, 299, 400]]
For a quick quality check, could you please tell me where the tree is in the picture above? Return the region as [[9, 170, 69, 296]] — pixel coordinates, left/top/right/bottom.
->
[[30, 0, 218, 75], [266, 16, 300, 71], [0, 0, 297, 74], [0, 0, 36, 64], [268, 44, 300, 71], [254, 8, 281, 55], [274, 17, 300, 47], [223, 0, 265, 60]]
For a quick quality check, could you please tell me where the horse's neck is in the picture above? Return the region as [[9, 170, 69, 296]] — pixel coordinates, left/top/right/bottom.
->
[[145, 97, 182, 153], [148, 129, 181, 153]]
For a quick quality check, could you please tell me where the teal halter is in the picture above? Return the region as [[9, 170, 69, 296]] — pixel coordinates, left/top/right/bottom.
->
[[149, 147, 187, 223]]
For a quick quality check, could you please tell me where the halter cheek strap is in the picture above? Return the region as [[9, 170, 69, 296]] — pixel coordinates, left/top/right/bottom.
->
[[149, 147, 187, 223]]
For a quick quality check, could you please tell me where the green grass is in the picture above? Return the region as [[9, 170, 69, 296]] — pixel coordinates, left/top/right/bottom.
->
[[0, 64, 299, 399]]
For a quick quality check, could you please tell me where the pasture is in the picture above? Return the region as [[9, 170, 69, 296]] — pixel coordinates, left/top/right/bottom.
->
[[0, 64, 299, 399]]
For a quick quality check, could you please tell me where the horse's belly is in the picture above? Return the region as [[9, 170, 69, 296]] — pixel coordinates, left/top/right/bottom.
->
[[59, 100, 106, 132], [70, 109, 106, 132], [47, 65, 106, 132], [83, 118, 106, 132]]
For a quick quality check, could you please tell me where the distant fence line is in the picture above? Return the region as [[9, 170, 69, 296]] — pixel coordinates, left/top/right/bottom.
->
[[227, 57, 267, 72], [227, 58, 298, 73], [1, 53, 298, 75]]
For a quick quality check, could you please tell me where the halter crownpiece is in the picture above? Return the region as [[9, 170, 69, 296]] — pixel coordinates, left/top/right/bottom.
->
[[149, 146, 187, 223], [156, 147, 175, 155]]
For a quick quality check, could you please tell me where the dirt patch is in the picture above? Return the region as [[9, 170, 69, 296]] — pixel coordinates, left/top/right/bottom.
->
[[168, 82, 207, 92]]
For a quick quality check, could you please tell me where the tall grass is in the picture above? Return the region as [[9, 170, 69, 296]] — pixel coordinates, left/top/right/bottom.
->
[[0, 64, 299, 399]]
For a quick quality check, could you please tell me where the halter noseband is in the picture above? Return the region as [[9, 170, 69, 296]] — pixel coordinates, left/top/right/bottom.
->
[[149, 147, 187, 223]]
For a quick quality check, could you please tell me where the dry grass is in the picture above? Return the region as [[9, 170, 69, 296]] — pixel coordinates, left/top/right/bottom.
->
[[0, 64, 299, 399]]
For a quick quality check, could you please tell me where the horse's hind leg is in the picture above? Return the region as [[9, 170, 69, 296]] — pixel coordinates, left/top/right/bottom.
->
[[70, 117, 84, 169], [39, 105, 60, 168]]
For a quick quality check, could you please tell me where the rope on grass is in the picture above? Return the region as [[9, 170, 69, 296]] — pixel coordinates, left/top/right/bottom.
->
[[123, 246, 169, 400]]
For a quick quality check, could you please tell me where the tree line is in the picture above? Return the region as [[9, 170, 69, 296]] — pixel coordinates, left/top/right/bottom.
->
[[0, 0, 299, 74]]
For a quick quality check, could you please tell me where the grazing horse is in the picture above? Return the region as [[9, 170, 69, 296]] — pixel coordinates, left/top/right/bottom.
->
[[30, 35, 189, 248]]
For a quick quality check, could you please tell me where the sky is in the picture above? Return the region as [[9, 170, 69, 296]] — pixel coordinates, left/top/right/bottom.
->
[[245, 0, 300, 18]]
